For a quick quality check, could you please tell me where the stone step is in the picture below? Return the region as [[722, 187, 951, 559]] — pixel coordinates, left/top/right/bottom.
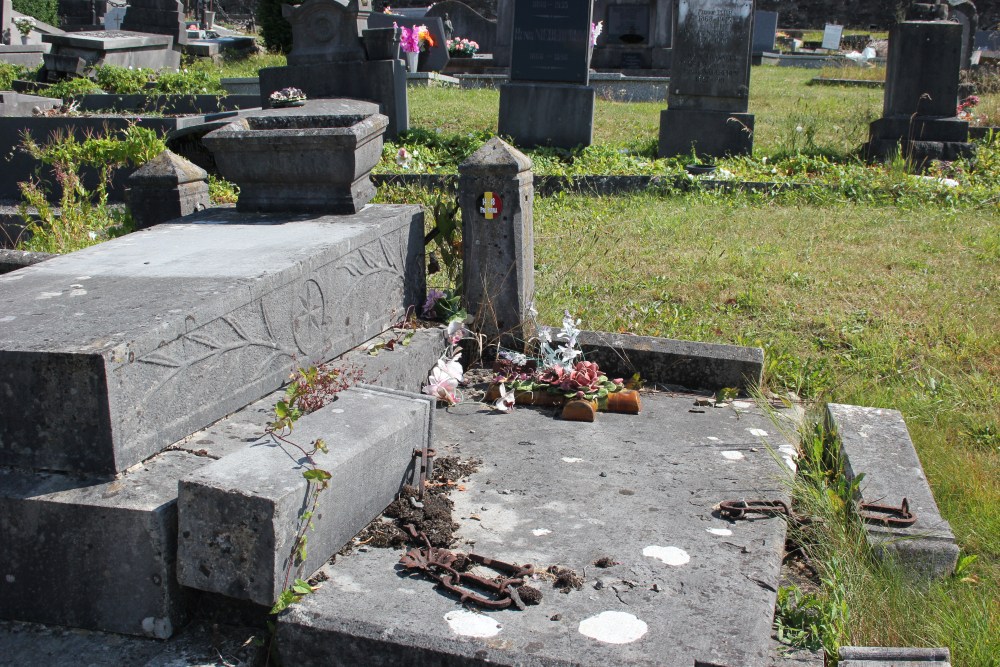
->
[[0, 326, 443, 637], [278, 392, 795, 667], [0, 205, 424, 475], [0, 451, 202, 638], [177, 386, 433, 606], [826, 403, 959, 578]]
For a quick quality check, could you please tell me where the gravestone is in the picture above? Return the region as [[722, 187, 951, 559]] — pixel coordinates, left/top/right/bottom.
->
[[865, 18, 973, 168], [497, 0, 595, 148], [426, 1, 496, 58], [120, 0, 187, 46], [258, 0, 409, 139], [458, 137, 534, 350], [658, 0, 755, 159], [751, 9, 778, 53], [368, 13, 450, 71], [607, 4, 651, 46], [104, 6, 127, 30], [974, 29, 1000, 51], [821, 23, 843, 50], [41, 31, 180, 80]]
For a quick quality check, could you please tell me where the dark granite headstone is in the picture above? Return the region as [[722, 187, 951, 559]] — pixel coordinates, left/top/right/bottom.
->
[[974, 29, 1000, 51], [509, 0, 592, 84], [368, 13, 450, 71], [751, 9, 777, 53], [120, 0, 187, 46], [670, 0, 753, 112], [658, 0, 755, 159], [607, 4, 650, 45], [426, 1, 497, 56], [283, 0, 366, 64]]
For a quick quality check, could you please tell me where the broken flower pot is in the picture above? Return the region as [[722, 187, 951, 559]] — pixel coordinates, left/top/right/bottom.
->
[[484, 385, 641, 422], [203, 99, 388, 214]]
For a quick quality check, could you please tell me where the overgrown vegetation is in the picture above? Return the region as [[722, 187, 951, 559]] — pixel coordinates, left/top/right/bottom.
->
[[15, 125, 166, 253], [11, 0, 57, 26]]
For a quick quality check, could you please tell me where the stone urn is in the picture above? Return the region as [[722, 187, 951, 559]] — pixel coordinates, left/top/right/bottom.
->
[[203, 99, 388, 214]]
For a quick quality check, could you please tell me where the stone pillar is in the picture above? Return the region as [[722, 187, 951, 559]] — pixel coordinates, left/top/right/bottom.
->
[[125, 150, 209, 230], [458, 137, 534, 353]]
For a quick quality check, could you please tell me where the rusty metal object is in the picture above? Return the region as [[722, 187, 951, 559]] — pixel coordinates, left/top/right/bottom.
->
[[399, 524, 535, 610], [412, 447, 436, 497], [719, 499, 791, 520], [858, 498, 917, 528]]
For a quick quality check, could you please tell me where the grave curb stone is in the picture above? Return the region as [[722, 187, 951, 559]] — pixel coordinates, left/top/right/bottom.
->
[[578, 330, 763, 394], [658, 108, 755, 159], [497, 81, 595, 149], [176, 386, 432, 605], [0, 450, 203, 637], [826, 403, 959, 579]]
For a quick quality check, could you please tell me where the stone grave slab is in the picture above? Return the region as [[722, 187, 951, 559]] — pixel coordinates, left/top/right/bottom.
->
[[41, 30, 179, 74], [0, 450, 202, 637], [177, 386, 433, 606], [278, 392, 795, 666], [0, 205, 424, 475], [827, 403, 959, 578]]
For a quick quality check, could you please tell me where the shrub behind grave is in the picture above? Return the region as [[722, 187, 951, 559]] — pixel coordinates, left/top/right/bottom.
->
[[12, 0, 58, 26], [256, 0, 298, 53]]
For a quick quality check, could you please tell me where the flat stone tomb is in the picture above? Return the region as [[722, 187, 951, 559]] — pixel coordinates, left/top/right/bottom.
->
[[279, 393, 797, 667], [0, 206, 423, 475]]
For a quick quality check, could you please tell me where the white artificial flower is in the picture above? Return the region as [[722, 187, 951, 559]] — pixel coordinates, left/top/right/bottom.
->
[[492, 383, 515, 413]]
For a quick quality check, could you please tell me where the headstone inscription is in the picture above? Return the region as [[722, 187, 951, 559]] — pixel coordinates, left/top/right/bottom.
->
[[659, 0, 755, 159], [751, 9, 778, 53], [821, 23, 843, 51], [497, 0, 595, 148], [509, 0, 591, 84], [607, 4, 650, 45]]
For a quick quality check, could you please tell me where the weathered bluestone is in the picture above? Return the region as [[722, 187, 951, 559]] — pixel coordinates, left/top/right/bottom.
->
[[177, 386, 432, 606], [0, 451, 202, 637], [579, 330, 763, 394], [125, 149, 209, 230], [458, 137, 535, 350], [0, 205, 424, 475], [827, 403, 959, 578]]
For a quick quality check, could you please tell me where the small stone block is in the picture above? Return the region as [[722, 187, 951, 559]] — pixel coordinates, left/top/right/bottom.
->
[[659, 108, 755, 159], [827, 403, 959, 578], [578, 330, 763, 394], [176, 386, 432, 606], [0, 451, 204, 636], [498, 82, 595, 149]]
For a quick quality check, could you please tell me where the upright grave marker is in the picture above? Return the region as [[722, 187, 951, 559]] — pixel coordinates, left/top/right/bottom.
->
[[497, 0, 594, 148], [821, 23, 844, 51], [658, 0, 755, 159], [751, 9, 778, 54]]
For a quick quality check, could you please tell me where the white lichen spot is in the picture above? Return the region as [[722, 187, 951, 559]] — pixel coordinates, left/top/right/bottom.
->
[[561, 457, 584, 463], [733, 401, 754, 409], [778, 444, 798, 471], [746, 428, 768, 437], [69, 288, 87, 297], [578, 611, 648, 644], [532, 528, 552, 537], [36, 291, 63, 300], [330, 408, 345, 414], [706, 528, 733, 537], [141, 616, 173, 639], [0, 316, 15, 323], [642, 545, 690, 566], [721, 450, 745, 461], [444, 609, 501, 638], [706, 436, 720, 441]]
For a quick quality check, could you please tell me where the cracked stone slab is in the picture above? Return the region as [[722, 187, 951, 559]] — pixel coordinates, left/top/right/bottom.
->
[[278, 392, 795, 666], [0, 204, 424, 475]]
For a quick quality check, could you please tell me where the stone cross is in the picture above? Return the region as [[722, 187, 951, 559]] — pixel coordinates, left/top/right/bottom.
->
[[458, 137, 535, 353]]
